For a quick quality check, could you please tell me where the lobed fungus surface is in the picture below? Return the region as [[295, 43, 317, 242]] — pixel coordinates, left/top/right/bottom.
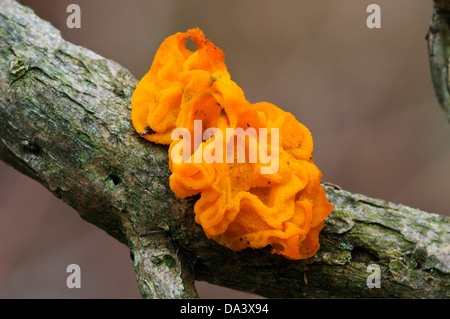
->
[[132, 28, 333, 259]]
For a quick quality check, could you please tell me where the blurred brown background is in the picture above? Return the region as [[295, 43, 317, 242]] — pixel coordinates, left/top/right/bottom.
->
[[0, 0, 448, 298]]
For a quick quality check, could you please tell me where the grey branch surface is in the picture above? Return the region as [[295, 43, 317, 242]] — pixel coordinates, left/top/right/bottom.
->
[[0, 0, 448, 298]]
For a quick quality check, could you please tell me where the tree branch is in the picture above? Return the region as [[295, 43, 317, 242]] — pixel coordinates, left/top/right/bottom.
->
[[0, 0, 448, 298], [427, 0, 450, 122]]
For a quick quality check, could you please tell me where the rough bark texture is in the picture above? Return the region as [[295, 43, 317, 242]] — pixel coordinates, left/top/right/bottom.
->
[[0, 0, 448, 298], [427, 1, 450, 122]]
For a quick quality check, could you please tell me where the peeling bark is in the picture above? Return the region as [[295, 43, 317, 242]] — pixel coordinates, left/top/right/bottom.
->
[[0, 0, 448, 298]]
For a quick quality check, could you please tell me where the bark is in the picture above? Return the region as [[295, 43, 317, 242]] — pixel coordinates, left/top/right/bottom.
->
[[0, 0, 448, 298]]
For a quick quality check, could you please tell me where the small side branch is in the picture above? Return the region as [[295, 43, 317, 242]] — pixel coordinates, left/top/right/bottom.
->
[[427, 1, 450, 122]]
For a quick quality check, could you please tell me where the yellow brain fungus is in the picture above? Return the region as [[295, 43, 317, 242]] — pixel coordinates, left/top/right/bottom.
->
[[131, 28, 333, 259]]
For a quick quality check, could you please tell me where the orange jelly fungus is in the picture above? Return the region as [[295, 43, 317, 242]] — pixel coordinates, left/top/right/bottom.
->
[[131, 28, 333, 259]]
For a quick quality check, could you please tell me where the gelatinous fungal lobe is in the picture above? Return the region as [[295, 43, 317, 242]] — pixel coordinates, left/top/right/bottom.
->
[[131, 28, 334, 259]]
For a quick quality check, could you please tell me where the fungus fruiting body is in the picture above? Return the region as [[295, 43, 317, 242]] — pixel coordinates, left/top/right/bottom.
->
[[132, 28, 333, 259]]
